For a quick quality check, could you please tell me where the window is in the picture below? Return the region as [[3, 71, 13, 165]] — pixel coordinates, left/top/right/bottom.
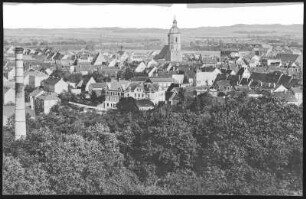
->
[[176, 38, 178, 43]]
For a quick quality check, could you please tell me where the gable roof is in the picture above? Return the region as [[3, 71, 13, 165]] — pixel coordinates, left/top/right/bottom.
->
[[37, 92, 60, 101], [154, 45, 169, 60], [275, 53, 299, 63], [3, 87, 13, 95], [43, 77, 62, 86], [92, 52, 106, 65], [29, 88, 45, 97], [291, 87, 302, 94], [131, 76, 149, 82], [150, 77, 174, 83], [26, 70, 49, 78], [107, 80, 131, 90], [272, 91, 298, 102], [277, 75, 292, 88], [90, 82, 108, 89]]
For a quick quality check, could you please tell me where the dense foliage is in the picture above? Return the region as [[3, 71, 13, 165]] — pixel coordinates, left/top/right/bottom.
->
[[3, 93, 303, 195]]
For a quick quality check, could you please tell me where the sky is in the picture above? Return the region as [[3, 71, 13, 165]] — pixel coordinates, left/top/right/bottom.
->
[[3, 3, 304, 29]]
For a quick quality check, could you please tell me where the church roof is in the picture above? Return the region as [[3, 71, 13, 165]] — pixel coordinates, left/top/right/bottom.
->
[[169, 18, 180, 34]]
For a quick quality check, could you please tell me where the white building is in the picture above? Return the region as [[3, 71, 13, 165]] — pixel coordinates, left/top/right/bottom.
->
[[196, 68, 221, 86]]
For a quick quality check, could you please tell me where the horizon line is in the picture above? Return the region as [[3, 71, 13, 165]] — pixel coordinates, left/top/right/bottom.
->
[[4, 23, 304, 30]]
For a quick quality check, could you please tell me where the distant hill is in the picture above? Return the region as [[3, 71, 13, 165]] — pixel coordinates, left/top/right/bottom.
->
[[4, 24, 303, 42]]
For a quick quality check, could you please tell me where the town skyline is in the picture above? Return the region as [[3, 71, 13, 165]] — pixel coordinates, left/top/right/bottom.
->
[[3, 3, 304, 29]]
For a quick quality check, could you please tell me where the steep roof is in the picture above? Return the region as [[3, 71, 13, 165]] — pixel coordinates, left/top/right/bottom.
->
[[275, 53, 299, 63], [272, 91, 298, 102], [37, 92, 59, 101], [3, 87, 13, 95], [227, 75, 240, 86], [92, 52, 106, 65], [291, 87, 302, 94], [107, 80, 130, 90], [154, 45, 169, 60], [43, 77, 62, 86], [26, 70, 49, 78], [90, 82, 108, 89], [215, 73, 227, 82], [131, 76, 149, 82], [277, 75, 292, 88], [150, 77, 174, 83], [29, 88, 45, 97]]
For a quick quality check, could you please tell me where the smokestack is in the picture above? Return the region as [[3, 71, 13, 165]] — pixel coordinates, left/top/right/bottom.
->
[[15, 47, 26, 140]]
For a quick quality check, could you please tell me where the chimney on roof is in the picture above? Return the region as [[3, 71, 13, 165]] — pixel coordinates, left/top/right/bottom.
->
[[14, 47, 26, 140]]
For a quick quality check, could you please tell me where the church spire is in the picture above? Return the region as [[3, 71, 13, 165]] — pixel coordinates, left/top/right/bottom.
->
[[173, 16, 177, 27]]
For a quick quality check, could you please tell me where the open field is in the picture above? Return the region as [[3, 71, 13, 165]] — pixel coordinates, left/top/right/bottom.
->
[[4, 24, 303, 43]]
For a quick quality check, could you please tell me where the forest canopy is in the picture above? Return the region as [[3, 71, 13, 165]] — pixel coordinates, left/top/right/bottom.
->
[[2, 94, 303, 195]]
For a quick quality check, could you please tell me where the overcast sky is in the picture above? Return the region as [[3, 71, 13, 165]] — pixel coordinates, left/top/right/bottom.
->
[[3, 3, 304, 29]]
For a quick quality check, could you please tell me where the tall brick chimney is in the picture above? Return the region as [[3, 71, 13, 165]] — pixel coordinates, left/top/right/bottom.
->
[[15, 47, 26, 140]]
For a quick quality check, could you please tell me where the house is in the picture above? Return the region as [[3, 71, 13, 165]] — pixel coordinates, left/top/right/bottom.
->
[[249, 55, 261, 67], [213, 80, 232, 94], [147, 59, 158, 68], [149, 77, 174, 89], [92, 52, 107, 66], [124, 82, 165, 105], [291, 87, 302, 106], [25, 70, 49, 87], [148, 66, 158, 77], [43, 66, 55, 76], [172, 74, 184, 84], [42, 77, 69, 94], [3, 105, 15, 126], [66, 75, 83, 89], [108, 59, 119, 67], [3, 76, 15, 88], [3, 87, 15, 105], [195, 68, 221, 87], [131, 76, 149, 83], [272, 91, 299, 106], [3, 67, 15, 81], [275, 53, 299, 67], [88, 82, 108, 96], [74, 64, 97, 75], [277, 74, 298, 89], [202, 57, 218, 67], [101, 80, 131, 110], [136, 99, 155, 111], [98, 66, 120, 77], [35, 92, 60, 114], [81, 76, 96, 92], [135, 62, 147, 73], [273, 84, 288, 93], [29, 88, 45, 110]]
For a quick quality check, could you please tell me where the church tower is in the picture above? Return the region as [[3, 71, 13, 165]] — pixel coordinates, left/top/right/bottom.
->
[[166, 17, 182, 62]]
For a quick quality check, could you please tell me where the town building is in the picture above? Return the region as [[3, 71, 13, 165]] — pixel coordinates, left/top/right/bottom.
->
[[3, 87, 15, 105], [35, 92, 60, 114], [42, 77, 69, 94]]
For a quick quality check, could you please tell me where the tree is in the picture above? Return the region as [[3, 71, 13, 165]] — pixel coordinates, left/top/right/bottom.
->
[[116, 97, 139, 114], [124, 68, 134, 80]]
